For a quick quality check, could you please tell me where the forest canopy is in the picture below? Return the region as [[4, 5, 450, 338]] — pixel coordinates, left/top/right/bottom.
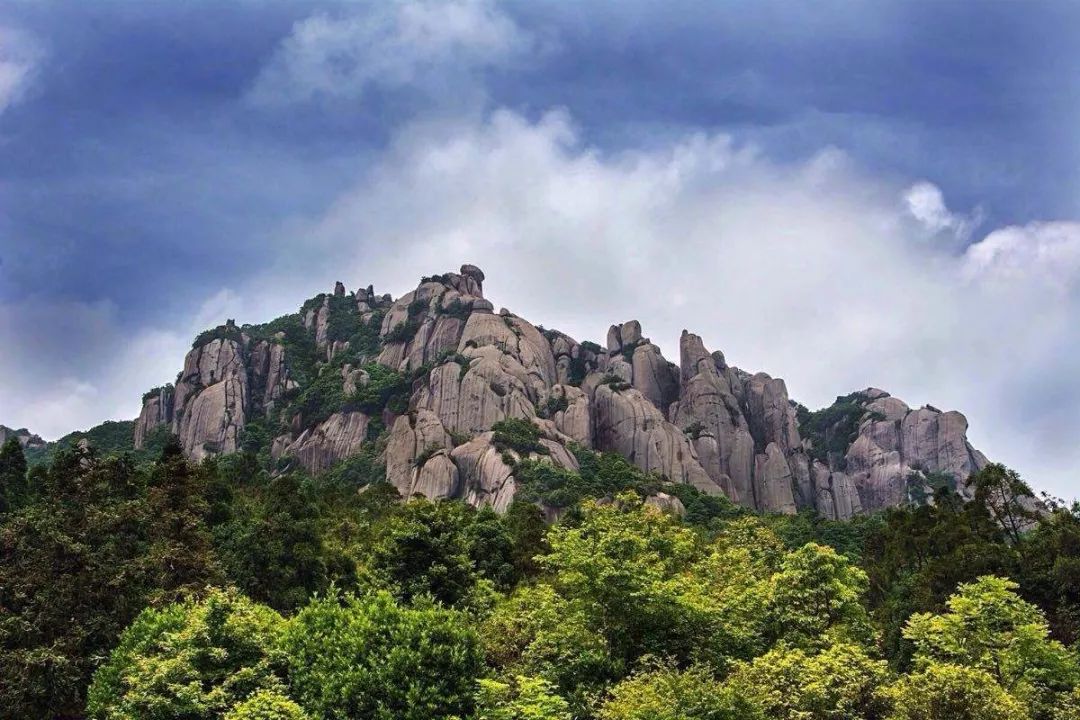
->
[[1, 437, 1079, 720]]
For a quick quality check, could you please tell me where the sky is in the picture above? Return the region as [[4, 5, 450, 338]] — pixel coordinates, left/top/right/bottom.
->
[[1, 0, 1079, 499]]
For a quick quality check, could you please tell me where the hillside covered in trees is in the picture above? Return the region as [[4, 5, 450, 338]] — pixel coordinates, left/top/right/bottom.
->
[[1, 432, 1079, 719]]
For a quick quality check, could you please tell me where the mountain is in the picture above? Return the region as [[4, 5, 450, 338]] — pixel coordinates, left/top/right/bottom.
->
[[120, 264, 989, 518], [0, 425, 47, 451]]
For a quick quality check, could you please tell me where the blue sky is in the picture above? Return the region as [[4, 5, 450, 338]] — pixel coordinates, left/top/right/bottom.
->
[[1, 1, 1079, 498]]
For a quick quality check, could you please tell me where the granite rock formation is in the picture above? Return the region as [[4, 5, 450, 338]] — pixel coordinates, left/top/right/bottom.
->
[[124, 264, 991, 518]]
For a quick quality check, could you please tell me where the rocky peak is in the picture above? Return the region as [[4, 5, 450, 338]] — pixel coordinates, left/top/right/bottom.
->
[[459, 263, 485, 295], [124, 263, 994, 521]]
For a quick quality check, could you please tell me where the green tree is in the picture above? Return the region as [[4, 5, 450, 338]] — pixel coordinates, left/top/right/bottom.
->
[[475, 675, 571, 720], [145, 438, 223, 604], [284, 590, 481, 720], [466, 505, 519, 590], [539, 494, 707, 665], [686, 517, 780, 662], [503, 500, 549, 578], [725, 642, 891, 720], [860, 496, 1016, 667], [87, 587, 287, 720], [598, 661, 762, 720], [885, 663, 1030, 720], [0, 445, 150, 717], [367, 498, 480, 606], [966, 464, 1039, 545], [482, 583, 614, 713], [1014, 504, 1080, 645], [218, 473, 331, 613], [1054, 687, 1080, 720], [0, 437, 29, 514], [904, 576, 1079, 716], [769, 542, 874, 650]]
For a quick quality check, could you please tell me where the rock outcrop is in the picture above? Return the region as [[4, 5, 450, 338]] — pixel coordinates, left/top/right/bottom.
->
[[835, 391, 988, 512], [134, 386, 174, 449], [273, 411, 370, 475], [377, 268, 492, 373], [0, 425, 46, 451], [125, 263, 993, 519]]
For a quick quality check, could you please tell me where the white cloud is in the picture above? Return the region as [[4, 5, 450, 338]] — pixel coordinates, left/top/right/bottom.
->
[[904, 180, 980, 241], [963, 221, 1080, 290], [249, 0, 533, 105], [0, 26, 43, 115]]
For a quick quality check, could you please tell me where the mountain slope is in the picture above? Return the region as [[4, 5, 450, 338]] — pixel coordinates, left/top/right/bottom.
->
[[125, 264, 989, 518]]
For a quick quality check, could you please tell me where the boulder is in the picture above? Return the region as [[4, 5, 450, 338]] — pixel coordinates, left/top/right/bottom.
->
[[0, 425, 47, 451], [630, 343, 679, 413], [839, 399, 989, 512], [671, 331, 756, 505], [754, 443, 798, 514], [449, 433, 518, 512], [644, 492, 687, 517], [542, 384, 592, 447], [459, 311, 558, 395], [407, 450, 461, 500], [449, 428, 579, 513], [176, 373, 246, 462]]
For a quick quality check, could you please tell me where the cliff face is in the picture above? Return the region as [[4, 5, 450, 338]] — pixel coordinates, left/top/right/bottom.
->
[[130, 264, 989, 517]]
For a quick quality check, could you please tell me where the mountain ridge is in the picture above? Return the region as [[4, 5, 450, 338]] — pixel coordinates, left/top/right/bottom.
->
[[12, 264, 991, 518]]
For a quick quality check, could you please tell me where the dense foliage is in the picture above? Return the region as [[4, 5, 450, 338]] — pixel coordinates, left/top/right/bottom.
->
[[2, 427, 1080, 720]]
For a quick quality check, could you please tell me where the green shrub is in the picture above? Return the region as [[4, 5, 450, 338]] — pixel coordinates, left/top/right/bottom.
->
[[420, 273, 453, 285], [350, 363, 411, 416], [292, 367, 346, 428], [414, 443, 444, 468], [384, 319, 420, 344], [491, 418, 549, 459], [191, 320, 243, 349], [284, 591, 481, 720], [323, 293, 359, 343], [567, 353, 590, 386], [441, 297, 472, 320], [620, 340, 643, 364], [140, 384, 173, 403], [537, 394, 570, 419], [599, 374, 631, 392], [796, 393, 884, 466], [683, 421, 707, 440]]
